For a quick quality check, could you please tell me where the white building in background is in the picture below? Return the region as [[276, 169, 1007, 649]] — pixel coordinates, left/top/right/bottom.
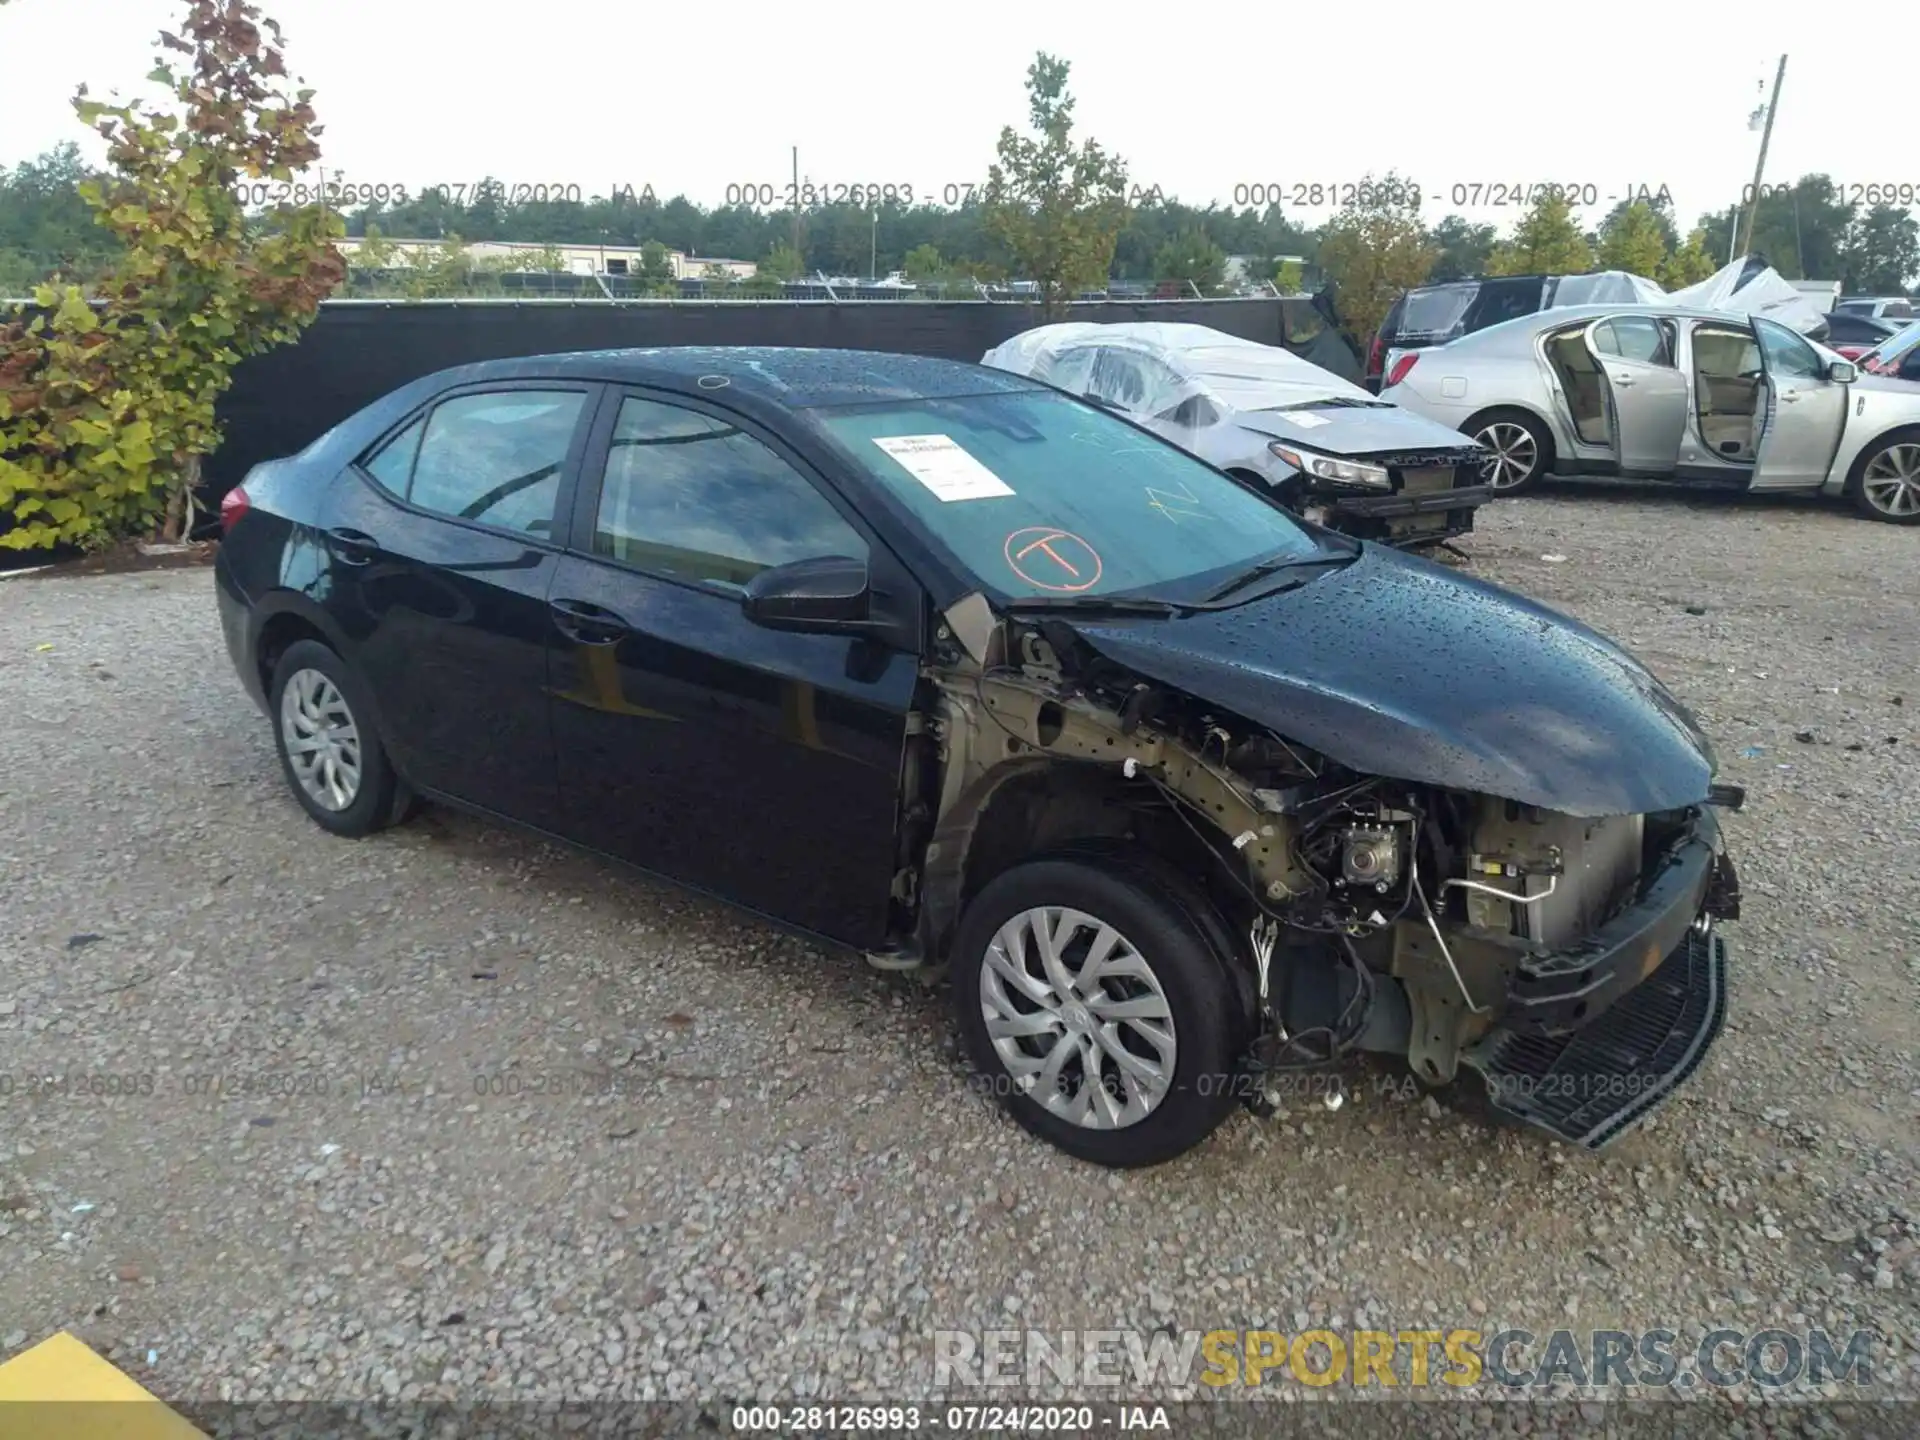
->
[[334, 236, 756, 280]]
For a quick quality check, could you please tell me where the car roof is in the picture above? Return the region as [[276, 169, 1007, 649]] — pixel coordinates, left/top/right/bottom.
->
[[413, 346, 1047, 410], [1450, 303, 1777, 345]]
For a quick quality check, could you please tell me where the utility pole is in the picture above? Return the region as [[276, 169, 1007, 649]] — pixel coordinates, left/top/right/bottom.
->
[[791, 147, 802, 265], [1735, 55, 1787, 261]]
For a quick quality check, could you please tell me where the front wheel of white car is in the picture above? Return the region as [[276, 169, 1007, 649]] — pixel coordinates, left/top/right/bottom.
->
[[1851, 429, 1920, 524], [1468, 409, 1552, 495], [951, 855, 1247, 1168]]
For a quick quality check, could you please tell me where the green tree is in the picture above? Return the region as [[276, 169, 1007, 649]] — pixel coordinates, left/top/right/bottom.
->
[[1697, 174, 1853, 279], [1152, 228, 1226, 293], [1658, 228, 1720, 288], [637, 240, 674, 281], [760, 242, 804, 280], [1595, 201, 1669, 276], [1274, 259, 1304, 295], [1425, 215, 1496, 282], [1315, 171, 1433, 348], [1843, 205, 1920, 294], [981, 52, 1131, 317], [902, 243, 944, 281], [0, 0, 344, 550], [1486, 191, 1594, 276]]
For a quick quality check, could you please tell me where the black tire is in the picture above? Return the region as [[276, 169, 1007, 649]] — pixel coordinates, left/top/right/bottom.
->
[[951, 853, 1247, 1168], [1847, 426, 1920, 525], [268, 639, 403, 838], [1465, 408, 1553, 496]]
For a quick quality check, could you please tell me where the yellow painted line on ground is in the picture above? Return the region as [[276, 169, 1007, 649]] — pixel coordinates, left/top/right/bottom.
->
[[0, 1333, 206, 1440]]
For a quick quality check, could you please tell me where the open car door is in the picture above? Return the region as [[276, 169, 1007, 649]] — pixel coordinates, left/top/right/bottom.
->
[[1750, 315, 1851, 492], [1581, 315, 1688, 476]]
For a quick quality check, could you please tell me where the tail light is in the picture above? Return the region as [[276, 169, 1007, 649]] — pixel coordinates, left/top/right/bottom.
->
[[220, 483, 251, 534], [1385, 352, 1420, 388], [1367, 336, 1385, 377]]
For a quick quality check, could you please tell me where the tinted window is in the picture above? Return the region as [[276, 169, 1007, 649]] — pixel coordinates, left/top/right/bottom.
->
[[363, 416, 424, 493], [809, 388, 1322, 603], [1755, 318, 1826, 380], [1592, 316, 1675, 366], [408, 391, 584, 532], [594, 396, 867, 587]]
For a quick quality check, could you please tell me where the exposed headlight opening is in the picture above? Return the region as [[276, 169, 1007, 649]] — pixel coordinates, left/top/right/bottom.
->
[[1268, 442, 1391, 490]]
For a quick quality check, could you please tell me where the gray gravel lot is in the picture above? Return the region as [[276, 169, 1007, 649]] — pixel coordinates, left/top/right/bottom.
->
[[1, 486, 1917, 1424]]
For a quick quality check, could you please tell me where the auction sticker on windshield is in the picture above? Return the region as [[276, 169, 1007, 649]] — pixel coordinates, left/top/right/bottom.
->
[[872, 434, 1016, 502]]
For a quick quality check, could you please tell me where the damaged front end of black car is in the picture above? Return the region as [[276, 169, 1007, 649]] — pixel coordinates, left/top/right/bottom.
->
[[908, 543, 1741, 1158]]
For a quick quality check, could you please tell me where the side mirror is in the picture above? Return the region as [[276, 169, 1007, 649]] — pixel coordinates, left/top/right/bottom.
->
[[1828, 359, 1858, 383], [741, 555, 871, 634]]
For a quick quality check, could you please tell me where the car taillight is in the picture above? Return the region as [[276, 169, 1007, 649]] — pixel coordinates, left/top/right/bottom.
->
[[1367, 336, 1386, 376], [220, 484, 250, 534], [1385, 352, 1420, 388]]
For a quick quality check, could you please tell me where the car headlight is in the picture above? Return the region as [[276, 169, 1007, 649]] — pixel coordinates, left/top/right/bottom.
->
[[1268, 442, 1391, 490]]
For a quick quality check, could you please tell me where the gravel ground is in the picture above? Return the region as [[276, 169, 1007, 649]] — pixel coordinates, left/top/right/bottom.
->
[[1, 486, 1917, 1429]]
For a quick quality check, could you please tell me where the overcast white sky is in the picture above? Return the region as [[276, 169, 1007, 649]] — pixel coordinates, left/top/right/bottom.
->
[[2, 0, 1913, 234]]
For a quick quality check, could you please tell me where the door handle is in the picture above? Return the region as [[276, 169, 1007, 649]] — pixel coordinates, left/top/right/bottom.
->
[[1779, 391, 1800, 403], [325, 526, 379, 564], [549, 597, 630, 644], [1612, 372, 1635, 387]]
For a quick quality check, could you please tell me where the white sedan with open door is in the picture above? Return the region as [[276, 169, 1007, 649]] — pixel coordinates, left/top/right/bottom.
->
[[1380, 303, 1920, 523]]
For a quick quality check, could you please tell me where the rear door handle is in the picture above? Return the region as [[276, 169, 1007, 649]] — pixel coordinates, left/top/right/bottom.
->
[[549, 597, 630, 644], [1612, 372, 1635, 387], [325, 526, 379, 564], [1779, 391, 1800, 403]]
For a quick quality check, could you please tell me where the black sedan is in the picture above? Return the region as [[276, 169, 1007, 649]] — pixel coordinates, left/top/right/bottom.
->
[[217, 346, 1743, 1167]]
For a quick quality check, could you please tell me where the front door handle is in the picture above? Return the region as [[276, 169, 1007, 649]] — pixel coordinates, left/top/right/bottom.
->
[[1779, 391, 1800, 403], [325, 526, 379, 564], [1612, 372, 1635, 387], [550, 597, 630, 644]]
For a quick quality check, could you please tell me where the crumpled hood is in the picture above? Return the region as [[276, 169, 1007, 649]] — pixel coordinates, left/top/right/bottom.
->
[[1231, 404, 1484, 460], [1069, 545, 1716, 817]]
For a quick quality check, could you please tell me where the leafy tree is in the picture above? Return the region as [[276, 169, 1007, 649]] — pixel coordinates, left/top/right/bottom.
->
[[1596, 194, 1678, 255], [1316, 171, 1433, 347], [981, 53, 1131, 317], [1274, 259, 1304, 295], [902, 243, 944, 281], [1658, 228, 1720, 288], [1595, 201, 1669, 276], [637, 240, 674, 282], [1696, 174, 1854, 279], [0, 1, 344, 550], [1425, 215, 1495, 282], [760, 243, 804, 281], [1152, 228, 1226, 293], [1843, 205, 1920, 294], [1486, 191, 1593, 276]]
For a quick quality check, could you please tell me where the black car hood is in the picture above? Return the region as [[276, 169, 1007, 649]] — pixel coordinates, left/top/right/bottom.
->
[[1068, 546, 1715, 817]]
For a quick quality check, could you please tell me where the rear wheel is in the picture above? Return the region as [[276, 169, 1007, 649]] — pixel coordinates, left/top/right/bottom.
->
[[269, 639, 402, 837], [951, 855, 1245, 1167], [1468, 409, 1552, 495], [1852, 430, 1920, 524]]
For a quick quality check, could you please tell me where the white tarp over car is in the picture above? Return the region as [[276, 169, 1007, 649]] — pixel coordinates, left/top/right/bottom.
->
[[981, 320, 1370, 424], [1547, 271, 1668, 307], [1665, 257, 1829, 335]]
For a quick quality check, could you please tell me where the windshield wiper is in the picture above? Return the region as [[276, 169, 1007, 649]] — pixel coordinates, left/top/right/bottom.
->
[[1000, 595, 1189, 618], [1202, 553, 1353, 605]]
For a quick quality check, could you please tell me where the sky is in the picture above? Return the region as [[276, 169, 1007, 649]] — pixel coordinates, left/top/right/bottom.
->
[[2, 0, 1914, 239]]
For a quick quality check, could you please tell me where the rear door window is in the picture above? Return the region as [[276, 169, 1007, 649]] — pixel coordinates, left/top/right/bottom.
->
[[406, 390, 588, 534]]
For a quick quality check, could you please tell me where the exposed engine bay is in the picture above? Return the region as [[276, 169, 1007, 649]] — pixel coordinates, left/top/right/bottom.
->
[[893, 598, 1744, 1147]]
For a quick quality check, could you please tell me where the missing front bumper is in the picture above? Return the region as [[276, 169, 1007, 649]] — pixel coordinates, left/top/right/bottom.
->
[[1460, 928, 1728, 1150]]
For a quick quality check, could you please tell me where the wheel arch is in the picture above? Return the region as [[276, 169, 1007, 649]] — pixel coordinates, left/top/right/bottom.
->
[[1842, 421, 1920, 492]]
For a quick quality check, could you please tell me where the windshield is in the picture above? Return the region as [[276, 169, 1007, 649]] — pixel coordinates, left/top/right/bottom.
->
[[1862, 319, 1920, 367], [806, 388, 1325, 602], [1398, 284, 1477, 339]]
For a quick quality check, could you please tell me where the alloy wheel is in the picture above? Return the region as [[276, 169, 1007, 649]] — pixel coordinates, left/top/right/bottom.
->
[[1861, 443, 1920, 518], [1475, 421, 1539, 490], [979, 906, 1177, 1130], [279, 668, 363, 812]]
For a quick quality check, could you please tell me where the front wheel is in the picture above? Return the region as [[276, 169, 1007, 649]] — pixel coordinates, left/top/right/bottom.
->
[[951, 855, 1245, 1168], [1852, 430, 1920, 524], [1468, 410, 1552, 495]]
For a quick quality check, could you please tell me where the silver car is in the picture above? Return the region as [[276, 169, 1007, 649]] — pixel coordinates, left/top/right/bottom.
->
[[1380, 303, 1920, 524], [982, 322, 1492, 547]]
